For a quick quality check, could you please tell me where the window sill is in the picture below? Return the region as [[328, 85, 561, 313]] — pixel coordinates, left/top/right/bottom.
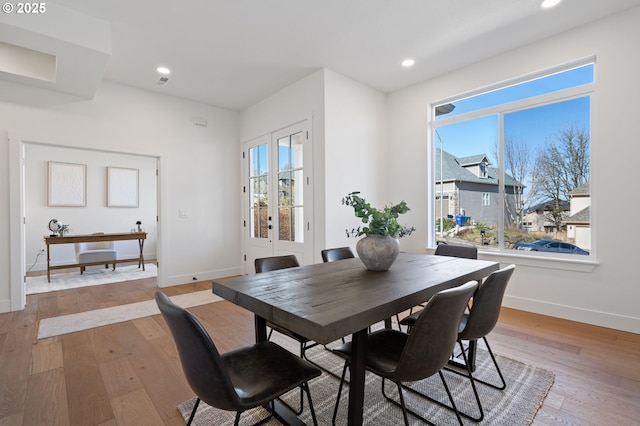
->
[[478, 250, 599, 273]]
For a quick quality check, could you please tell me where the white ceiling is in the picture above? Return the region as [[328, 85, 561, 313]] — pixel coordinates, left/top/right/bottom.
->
[[2, 0, 640, 110]]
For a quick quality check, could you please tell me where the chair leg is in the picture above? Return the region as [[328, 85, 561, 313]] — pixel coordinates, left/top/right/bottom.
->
[[381, 376, 463, 426], [482, 336, 507, 390], [447, 337, 507, 390], [186, 397, 200, 426], [438, 371, 464, 425], [302, 382, 319, 426], [455, 341, 485, 422], [394, 381, 411, 426], [332, 360, 350, 426]]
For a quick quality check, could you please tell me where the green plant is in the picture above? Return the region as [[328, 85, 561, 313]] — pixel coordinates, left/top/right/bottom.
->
[[342, 191, 415, 238]]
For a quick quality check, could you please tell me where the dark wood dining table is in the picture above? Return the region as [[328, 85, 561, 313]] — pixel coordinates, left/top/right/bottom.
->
[[212, 252, 499, 425]]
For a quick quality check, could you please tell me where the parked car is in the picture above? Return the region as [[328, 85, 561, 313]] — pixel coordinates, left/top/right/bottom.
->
[[513, 239, 589, 255]]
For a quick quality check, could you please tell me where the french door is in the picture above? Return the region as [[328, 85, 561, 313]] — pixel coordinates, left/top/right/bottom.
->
[[242, 121, 313, 273]]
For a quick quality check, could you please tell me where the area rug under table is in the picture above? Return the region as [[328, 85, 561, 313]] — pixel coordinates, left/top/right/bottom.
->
[[177, 341, 554, 425]]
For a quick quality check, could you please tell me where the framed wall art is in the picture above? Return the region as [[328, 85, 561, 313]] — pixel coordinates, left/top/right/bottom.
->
[[47, 161, 87, 207], [107, 167, 139, 208]]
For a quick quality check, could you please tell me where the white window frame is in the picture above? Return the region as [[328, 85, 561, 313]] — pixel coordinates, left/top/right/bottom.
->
[[428, 59, 600, 272]]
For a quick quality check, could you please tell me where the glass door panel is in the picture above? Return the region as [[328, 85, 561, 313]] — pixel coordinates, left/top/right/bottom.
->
[[248, 143, 269, 240], [277, 131, 304, 243]]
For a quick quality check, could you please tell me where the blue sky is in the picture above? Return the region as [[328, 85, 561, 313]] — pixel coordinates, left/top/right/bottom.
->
[[435, 64, 592, 163]]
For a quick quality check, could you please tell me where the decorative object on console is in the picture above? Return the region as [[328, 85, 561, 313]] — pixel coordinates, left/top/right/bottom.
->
[[342, 191, 415, 271], [48, 219, 62, 236]]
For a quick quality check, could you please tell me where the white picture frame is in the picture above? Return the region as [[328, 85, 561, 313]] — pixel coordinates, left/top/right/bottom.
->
[[107, 167, 139, 208], [47, 161, 86, 207]]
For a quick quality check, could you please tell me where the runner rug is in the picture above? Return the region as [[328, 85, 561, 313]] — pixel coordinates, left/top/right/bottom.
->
[[178, 341, 554, 425], [37, 289, 222, 339]]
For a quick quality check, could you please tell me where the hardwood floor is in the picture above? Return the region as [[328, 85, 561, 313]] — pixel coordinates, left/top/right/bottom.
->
[[0, 277, 638, 425]]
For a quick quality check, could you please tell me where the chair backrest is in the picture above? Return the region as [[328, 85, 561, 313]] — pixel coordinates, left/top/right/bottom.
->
[[154, 291, 241, 411], [321, 247, 355, 263], [435, 243, 478, 259], [254, 254, 299, 273], [458, 264, 515, 341], [394, 281, 477, 382]]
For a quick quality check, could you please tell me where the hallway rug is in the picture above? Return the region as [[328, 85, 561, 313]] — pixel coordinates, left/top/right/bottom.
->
[[27, 263, 158, 294], [178, 341, 554, 425], [37, 289, 222, 339]]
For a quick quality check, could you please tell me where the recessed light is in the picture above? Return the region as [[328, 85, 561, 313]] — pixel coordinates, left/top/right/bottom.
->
[[401, 59, 415, 68], [156, 66, 171, 75], [541, 0, 561, 9]]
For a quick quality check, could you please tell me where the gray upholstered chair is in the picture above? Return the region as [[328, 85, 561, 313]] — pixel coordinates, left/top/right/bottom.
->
[[254, 254, 319, 414], [321, 247, 354, 263], [155, 291, 321, 426], [447, 264, 516, 422], [74, 239, 117, 274], [254, 254, 300, 273], [433, 242, 478, 259], [331, 281, 478, 425], [400, 243, 478, 330]]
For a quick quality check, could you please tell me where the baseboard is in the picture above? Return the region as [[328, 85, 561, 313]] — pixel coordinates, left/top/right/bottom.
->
[[0, 298, 11, 314], [160, 267, 242, 288], [503, 295, 640, 334]]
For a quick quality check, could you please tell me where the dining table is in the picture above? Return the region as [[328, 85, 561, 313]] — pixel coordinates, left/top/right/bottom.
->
[[212, 252, 499, 425]]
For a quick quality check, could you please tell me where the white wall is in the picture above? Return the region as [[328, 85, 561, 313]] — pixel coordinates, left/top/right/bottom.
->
[[240, 69, 326, 263], [323, 70, 389, 253], [387, 7, 640, 332], [240, 69, 390, 262], [0, 80, 241, 311], [24, 144, 158, 269]]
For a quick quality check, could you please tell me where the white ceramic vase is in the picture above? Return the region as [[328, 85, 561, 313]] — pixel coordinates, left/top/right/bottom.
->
[[355, 234, 400, 271]]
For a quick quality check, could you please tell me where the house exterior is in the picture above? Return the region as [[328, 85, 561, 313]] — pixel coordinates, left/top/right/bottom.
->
[[564, 182, 591, 251], [522, 199, 570, 233], [435, 149, 523, 228]]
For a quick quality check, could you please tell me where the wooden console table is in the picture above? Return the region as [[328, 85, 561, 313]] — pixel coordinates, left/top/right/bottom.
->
[[44, 232, 147, 282]]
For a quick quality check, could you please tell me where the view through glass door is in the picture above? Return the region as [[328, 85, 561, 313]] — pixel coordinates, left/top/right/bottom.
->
[[243, 121, 312, 273]]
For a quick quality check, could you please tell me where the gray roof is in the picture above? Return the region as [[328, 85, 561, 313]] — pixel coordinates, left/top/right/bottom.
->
[[435, 149, 522, 187], [569, 182, 590, 196], [525, 199, 569, 214], [565, 206, 590, 223]]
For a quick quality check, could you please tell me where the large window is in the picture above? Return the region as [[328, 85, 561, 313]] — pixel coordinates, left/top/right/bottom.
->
[[432, 62, 593, 257]]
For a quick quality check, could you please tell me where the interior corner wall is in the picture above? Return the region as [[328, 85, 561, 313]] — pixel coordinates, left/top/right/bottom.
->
[[24, 144, 158, 270], [240, 69, 326, 263], [323, 69, 389, 254], [0, 80, 241, 312], [387, 7, 640, 333]]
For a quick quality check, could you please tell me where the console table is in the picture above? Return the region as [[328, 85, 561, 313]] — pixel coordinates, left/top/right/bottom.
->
[[44, 232, 147, 282]]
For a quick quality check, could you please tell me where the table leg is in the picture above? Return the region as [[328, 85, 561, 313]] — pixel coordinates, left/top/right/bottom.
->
[[255, 315, 268, 343], [46, 244, 51, 283], [448, 339, 478, 372], [138, 238, 146, 270], [347, 329, 367, 426], [467, 339, 477, 372]]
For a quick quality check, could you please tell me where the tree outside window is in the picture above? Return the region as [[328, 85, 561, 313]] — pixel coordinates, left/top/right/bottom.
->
[[432, 63, 593, 256]]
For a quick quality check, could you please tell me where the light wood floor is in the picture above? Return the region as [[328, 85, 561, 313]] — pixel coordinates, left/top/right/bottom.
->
[[0, 276, 638, 425]]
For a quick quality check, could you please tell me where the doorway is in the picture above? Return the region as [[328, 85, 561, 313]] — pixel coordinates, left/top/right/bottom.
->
[[242, 121, 313, 273], [8, 137, 162, 310]]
